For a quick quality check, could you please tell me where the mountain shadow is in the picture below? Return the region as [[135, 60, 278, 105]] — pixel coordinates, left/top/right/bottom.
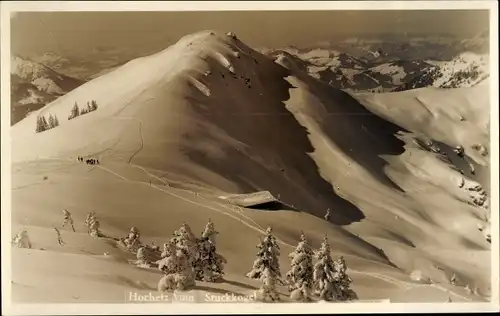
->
[[286, 66, 408, 193], [175, 49, 367, 226]]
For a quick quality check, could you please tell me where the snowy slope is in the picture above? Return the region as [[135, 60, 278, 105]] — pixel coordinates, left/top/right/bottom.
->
[[10, 31, 491, 304]]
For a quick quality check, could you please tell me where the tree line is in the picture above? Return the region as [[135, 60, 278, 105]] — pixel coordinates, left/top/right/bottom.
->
[[12, 210, 357, 303], [35, 100, 99, 133]]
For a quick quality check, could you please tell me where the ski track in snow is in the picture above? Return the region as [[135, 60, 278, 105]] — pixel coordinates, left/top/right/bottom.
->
[[94, 163, 475, 301], [19, 153, 477, 301]]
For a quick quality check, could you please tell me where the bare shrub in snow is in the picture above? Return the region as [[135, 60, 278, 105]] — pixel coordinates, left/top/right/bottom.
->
[[195, 219, 227, 282], [12, 229, 31, 248], [286, 232, 314, 301], [53, 227, 65, 245], [61, 209, 75, 232], [247, 226, 282, 302]]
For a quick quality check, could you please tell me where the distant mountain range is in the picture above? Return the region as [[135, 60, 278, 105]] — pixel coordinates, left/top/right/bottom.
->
[[11, 35, 489, 125], [11, 56, 83, 125], [264, 48, 489, 93]]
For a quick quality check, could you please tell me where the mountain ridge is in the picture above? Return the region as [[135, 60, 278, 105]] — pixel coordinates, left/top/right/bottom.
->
[[10, 30, 492, 303]]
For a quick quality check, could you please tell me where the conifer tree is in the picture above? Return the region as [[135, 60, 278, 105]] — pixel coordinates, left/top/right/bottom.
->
[[313, 236, 336, 301], [89, 219, 100, 237], [157, 241, 196, 291], [54, 115, 60, 127], [91, 100, 98, 111], [80, 106, 88, 116], [41, 116, 49, 130], [247, 226, 282, 302], [169, 223, 197, 286], [35, 116, 46, 133], [161, 241, 176, 259], [84, 212, 96, 234], [69, 102, 80, 120], [286, 232, 314, 301], [84, 212, 100, 237], [48, 114, 56, 129], [12, 229, 31, 248], [135, 246, 150, 267], [332, 256, 357, 301], [171, 223, 199, 265], [195, 219, 227, 282], [123, 226, 142, 252]]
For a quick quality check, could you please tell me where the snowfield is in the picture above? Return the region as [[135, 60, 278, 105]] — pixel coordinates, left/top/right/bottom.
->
[[8, 30, 492, 305]]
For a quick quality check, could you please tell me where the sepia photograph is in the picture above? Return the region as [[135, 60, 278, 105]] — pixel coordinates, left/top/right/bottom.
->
[[1, 1, 498, 314]]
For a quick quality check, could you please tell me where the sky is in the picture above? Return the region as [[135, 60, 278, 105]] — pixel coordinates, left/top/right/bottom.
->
[[11, 10, 490, 56]]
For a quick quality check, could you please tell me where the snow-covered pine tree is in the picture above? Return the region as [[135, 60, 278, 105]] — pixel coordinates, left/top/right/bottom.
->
[[332, 256, 357, 301], [171, 223, 198, 265], [157, 241, 196, 292], [246, 226, 282, 302], [135, 246, 150, 267], [123, 226, 142, 252], [54, 115, 60, 127], [313, 236, 336, 301], [195, 219, 227, 282], [161, 241, 177, 259], [286, 231, 314, 301], [12, 229, 31, 248], [89, 219, 100, 237], [85, 212, 100, 237], [169, 223, 197, 285], [84, 212, 96, 233]]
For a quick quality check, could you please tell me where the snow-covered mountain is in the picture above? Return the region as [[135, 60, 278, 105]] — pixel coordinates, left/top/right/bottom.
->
[[265, 48, 489, 93], [10, 56, 83, 125], [397, 52, 490, 91], [10, 31, 491, 304]]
